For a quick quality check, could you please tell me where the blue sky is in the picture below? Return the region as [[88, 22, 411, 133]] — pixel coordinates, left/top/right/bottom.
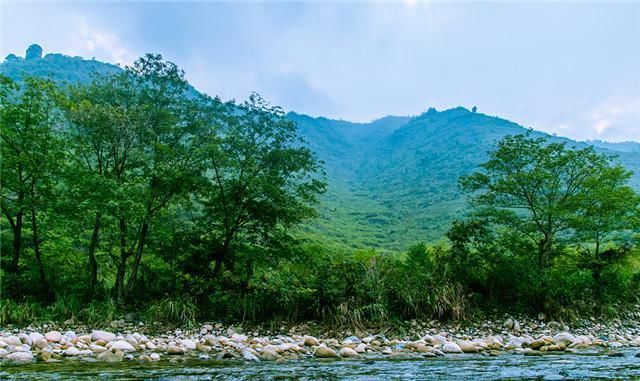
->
[[1, 1, 639, 142]]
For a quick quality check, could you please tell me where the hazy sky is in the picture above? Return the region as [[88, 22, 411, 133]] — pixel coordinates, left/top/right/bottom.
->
[[1, 1, 639, 142]]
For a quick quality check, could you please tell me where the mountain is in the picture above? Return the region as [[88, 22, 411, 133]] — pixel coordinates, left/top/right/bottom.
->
[[3, 47, 639, 252]]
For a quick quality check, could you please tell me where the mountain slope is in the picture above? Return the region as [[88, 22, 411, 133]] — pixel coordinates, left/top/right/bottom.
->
[[3, 48, 639, 252]]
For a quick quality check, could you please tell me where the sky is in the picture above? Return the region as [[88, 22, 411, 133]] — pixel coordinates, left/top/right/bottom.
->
[[1, 1, 639, 142]]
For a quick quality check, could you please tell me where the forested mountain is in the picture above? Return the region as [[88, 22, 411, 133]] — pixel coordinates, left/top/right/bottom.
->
[[3, 46, 639, 252]]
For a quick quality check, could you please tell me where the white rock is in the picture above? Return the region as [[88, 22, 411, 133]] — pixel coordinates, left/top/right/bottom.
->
[[110, 340, 135, 352], [28, 332, 44, 344], [7, 352, 34, 362], [150, 353, 160, 361], [4, 336, 21, 346], [64, 331, 77, 340], [553, 332, 576, 345], [64, 347, 92, 356], [45, 331, 62, 342], [13, 344, 31, 352], [91, 330, 116, 342], [339, 347, 359, 357], [181, 339, 197, 350], [242, 348, 260, 362], [442, 342, 463, 353]]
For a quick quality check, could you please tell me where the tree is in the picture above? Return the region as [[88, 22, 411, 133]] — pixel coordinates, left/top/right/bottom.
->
[[0, 75, 62, 297], [112, 54, 207, 301], [198, 93, 326, 280], [461, 133, 616, 274], [61, 72, 139, 295]]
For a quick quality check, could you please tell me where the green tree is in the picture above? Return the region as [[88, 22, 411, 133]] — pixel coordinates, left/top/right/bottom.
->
[[0, 75, 62, 296], [198, 93, 326, 280], [113, 54, 207, 301], [61, 73, 139, 295], [461, 133, 616, 274]]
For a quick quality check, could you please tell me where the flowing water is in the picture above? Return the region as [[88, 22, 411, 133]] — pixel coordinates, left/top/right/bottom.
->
[[2, 350, 639, 380]]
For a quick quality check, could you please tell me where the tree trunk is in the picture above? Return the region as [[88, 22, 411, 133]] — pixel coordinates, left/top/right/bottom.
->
[[87, 212, 102, 293], [114, 217, 129, 302], [124, 220, 149, 296], [9, 210, 23, 273], [30, 206, 48, 296]]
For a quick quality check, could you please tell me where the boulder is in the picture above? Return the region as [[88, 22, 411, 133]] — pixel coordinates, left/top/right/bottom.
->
[[442, 342, 463, 353], [91, 330, 116, 342], [553, 332, 576, 346], [167, 345, 186, 355], [150, 353, 161, 361], [97, 349, 124, 362], [45, 331, 62, 343], [242, 348, 260, 362], [110, 340, 135, 352], [260, 347, 279, 361], [4, 336, 22, 346], [339, 347, 359, 358], [456, 340, 479, 353], [303, 335, 319, 346], [7, 351, 34, 362], [28, 333, 44, 345], [314, 345, 338, 358], [181, 339, 197, 350]]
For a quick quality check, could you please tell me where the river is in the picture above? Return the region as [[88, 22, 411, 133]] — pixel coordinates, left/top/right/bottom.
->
[[2, 349, 639, 380]]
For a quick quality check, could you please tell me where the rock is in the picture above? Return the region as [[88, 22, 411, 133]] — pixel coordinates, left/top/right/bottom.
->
[[303, 335, 319, 346], [4, 336, 21, 346], [64, 331, 77, 340], [91, 330, 116, 342], [7, 352, 34, 362], [14, 344, 31, 352], [139, 354, 152, 362], [181, 339, 197, 350], [0, 348, 8, 358], [97, 349, 124, 362], [503, 318, 515, 330], [90, 344, 107, 353], [355, 343, 367, 353], [547, 321, 561, 330], [39, 350, 52, 362], [314, 345, 338, 358], [339, 347, 359, 357], [64, 347, 92, 356], [442, 342, 463, 353], [529, 337, 552, 350], [242, 348, 260, 362], [456, 340, 479, 353], [110, 320, 125, 329], [553, 332, 576, 345], [28, 332, 44, 345], [635, 352, 640, 358], [521, 348, 543, 356], [45, 331, 62, 343], [150, 353, 161, 361], [167, 345, 186, 355], [110, 340, 135, 352], [260, 347, 279, 361]]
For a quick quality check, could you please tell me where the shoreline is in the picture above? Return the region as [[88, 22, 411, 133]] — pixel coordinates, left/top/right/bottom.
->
[[2, 313, 640, 364]]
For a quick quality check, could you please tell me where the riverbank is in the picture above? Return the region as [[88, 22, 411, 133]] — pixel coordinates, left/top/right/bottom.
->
[[2, 312, 640, 364]]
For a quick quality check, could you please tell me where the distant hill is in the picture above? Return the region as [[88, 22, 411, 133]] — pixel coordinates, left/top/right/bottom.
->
[[3, 46, 639, 252]]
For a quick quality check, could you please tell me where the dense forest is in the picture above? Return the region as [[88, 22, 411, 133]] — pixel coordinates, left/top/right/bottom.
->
[[1, 48, 640, 327]]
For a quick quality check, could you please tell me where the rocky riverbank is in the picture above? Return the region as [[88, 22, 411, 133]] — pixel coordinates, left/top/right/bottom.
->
[[2, 314, 640, 364]]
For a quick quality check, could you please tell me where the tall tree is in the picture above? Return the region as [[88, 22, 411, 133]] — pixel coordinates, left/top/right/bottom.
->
[[0, 75, 61, 296], [113, 54, 207, 300], [61, 73, 139, 295], [198, 93, 326, 279], [461, 133, 615, 273]]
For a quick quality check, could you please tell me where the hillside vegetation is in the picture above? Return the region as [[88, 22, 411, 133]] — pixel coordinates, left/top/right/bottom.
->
[[1, 47, 639, 325]]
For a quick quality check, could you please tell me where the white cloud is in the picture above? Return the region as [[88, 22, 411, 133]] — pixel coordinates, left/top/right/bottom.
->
[[68, 14, 134, 65]]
